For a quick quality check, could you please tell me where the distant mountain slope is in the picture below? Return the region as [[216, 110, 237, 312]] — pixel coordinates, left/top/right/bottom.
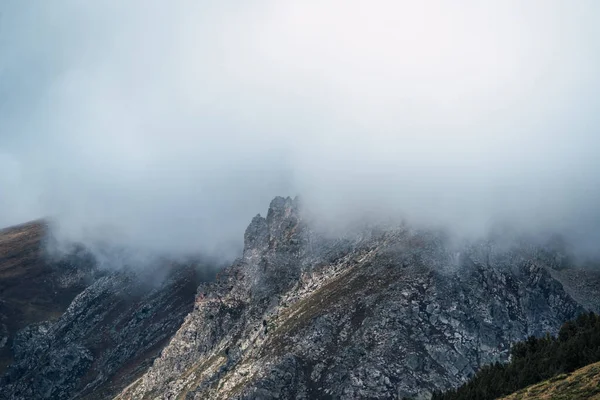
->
[[0, 221, 216, 400], [501, 361, 600, 400], [116, 197, 600, 400], [0, 221, 96, 374], [1, 263, 203, 400]]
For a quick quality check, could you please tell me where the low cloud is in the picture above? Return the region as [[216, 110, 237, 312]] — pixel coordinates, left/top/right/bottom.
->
[[1, 1, 599, 261]]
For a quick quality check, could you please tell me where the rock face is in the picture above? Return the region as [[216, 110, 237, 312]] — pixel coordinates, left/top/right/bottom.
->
[[116, 197, 598, 400], [0, 222, 213, 400]]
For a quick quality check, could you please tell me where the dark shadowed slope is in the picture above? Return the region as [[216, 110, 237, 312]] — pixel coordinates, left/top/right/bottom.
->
[[0, 221, 96, 374], [0, 222, 217, 400]]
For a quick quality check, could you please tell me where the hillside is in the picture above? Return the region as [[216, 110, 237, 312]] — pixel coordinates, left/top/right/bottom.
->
[[501, 361, 600, 400], [0, 221, 96, 374], [0, 222, 214, 399]]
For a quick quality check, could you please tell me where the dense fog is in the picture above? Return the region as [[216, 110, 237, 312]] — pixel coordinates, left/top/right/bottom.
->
[[1, 1, 599, 261]]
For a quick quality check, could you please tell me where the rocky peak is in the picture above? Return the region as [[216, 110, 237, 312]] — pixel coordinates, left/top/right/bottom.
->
[[241, 196, 305, 299], [265, 196, 300, 233], [243, 196, 301, 255], [243, 215, 269, 256]]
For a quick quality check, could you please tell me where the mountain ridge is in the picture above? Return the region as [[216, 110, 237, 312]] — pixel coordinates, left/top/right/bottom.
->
[[116, 196, 598, 399], [1, 197, 599, 399]]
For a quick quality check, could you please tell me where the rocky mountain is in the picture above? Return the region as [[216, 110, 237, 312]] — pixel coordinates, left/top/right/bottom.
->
[[1, 197, 599, 399], [115, 197, 600, 400]]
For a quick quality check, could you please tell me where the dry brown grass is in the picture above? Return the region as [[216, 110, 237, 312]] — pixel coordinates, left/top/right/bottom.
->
[[501, 361, 600, 400]]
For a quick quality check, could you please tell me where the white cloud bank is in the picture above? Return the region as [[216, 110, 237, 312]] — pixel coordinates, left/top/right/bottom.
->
[[1, 0, 599, 258]]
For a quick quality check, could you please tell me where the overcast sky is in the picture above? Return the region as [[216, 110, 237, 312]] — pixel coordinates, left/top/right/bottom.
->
[[1, 1, 599, 258]]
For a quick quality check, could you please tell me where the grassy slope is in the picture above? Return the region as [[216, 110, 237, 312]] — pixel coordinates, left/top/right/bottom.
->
[[501, 361, 600, 400]]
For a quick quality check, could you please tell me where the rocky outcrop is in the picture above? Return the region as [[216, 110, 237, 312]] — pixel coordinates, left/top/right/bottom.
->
[[116, 197, 597, 400]]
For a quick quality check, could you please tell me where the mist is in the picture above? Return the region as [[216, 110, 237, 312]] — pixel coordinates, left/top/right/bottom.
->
[[1, 1, 600, 260]]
